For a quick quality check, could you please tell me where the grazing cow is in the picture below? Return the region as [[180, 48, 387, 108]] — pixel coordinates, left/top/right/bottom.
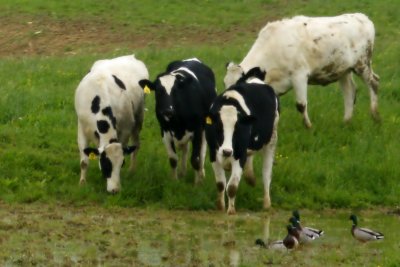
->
[[75, 55, 148, 193], [224, 13, 380, 128], [205, 71, 279, 214], [139, 58, 217, 183]]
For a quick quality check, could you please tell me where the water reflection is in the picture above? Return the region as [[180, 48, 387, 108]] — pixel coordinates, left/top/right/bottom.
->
[[134, 213, 276, 266]]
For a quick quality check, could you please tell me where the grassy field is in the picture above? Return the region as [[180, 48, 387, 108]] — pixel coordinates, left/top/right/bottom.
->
[[1, 0, 400, 212]]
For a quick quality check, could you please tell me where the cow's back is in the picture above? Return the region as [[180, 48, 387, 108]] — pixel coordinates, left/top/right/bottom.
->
[[168, 59, 216, 96], [242, 13, 375, 92], [75, 55, 148, 143], [168, 59, 216, 122]]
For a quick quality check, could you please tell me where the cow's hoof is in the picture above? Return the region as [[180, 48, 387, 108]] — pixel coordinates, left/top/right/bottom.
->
[[371, 111, 381, 123], [108, 188, 119, 194], [227, 208, 236, 215], [79, 179, 86, 185], [263, 202, 271, 210], [244, 175, 256, 187], [216, 201, 225, 211], [304, 120, 312, 129]]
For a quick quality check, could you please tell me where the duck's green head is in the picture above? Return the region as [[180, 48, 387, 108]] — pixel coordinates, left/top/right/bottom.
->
[[289, 216, 299, 227], [349, 214, 358, 225], [292, 210, 300, 220]]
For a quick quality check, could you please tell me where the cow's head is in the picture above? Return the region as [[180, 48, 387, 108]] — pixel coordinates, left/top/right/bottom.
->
[[206, 92, 255, 165], [84, 143, 136, 193], [224, 63, 266, 88], [139, 70, 196, 126]]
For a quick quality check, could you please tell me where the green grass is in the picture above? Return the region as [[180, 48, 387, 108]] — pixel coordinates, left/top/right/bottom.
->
[[0, 0, 400, 211]]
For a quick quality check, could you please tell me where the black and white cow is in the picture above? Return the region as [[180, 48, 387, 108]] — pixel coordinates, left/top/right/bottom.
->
[[205, 70, 279, 214], [139, 58, 217, 183], [75, 55, 148, 193], [224, 13, 380, 128]]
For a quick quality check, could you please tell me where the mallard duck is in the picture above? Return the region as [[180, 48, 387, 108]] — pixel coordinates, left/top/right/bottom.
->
[[289, 217, 316, 243], [349, 214, 384, 243], [292, 210, 324, 238], [255, 238, 286, 250], [283, 225, 299, 249]]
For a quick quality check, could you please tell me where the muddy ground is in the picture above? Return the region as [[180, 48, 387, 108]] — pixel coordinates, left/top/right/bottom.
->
[[0, 202, 268, 266], [0, 16, 258, 57], [1, 202, 398, 266]]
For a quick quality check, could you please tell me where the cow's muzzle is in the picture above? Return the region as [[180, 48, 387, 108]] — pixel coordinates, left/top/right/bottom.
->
[[222, 148, 233, 157]]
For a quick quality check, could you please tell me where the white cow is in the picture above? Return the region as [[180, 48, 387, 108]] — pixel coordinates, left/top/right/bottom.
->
[[224, 13, 380, 128], [75, 55, 148, 193]]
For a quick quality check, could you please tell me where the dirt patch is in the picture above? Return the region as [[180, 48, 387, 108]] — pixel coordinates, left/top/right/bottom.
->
[[0, 15, 260, 57]]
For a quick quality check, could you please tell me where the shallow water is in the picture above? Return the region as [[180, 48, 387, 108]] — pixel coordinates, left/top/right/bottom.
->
[[0, 203, 398, 266]]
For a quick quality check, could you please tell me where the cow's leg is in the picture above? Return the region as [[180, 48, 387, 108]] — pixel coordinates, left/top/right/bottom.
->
[[243, 155, 256, 187], [339, 72, 357, 123], [178, 142, 189, 177], [354, 59, 380, 121], [198, 131, 207, 183], [162, 132, 178, 179], [191, 129, 204, 184], [262, 112, 279, 209], [212, 161, 226, 211], [129, 108, 144, 173], [226, 159, 243, 215], [292, 73, 312, 128], [77, 122, 89, 185]]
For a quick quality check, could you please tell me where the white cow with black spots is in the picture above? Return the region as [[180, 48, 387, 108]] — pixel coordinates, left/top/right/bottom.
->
[[224, 13, 380, 128], [75, 55, 148, 193], [206, 70, 279, 214]]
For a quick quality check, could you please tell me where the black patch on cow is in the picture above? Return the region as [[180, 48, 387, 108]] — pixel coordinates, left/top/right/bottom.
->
[[100, 152, 113, 178], [94, 131, 100, 139], [112, 75, 126, 90], [227, 184, 238, 198], [170, 140, 176, 153], [109, 138, 118, 144], [237, 67, 266, 83], [102, 106, 117, 129], [191, 156, 200, 171], [80, 160, 88, 169], [296, 103, 306, 113], [97, 120, 110, 133], [123, 146, 137, 155], [216, 182, 225, 192], [169, 158, 177, 168], [91, 95, 101, 114]]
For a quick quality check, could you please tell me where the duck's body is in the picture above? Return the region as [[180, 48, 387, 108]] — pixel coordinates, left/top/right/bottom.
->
[[255, 238, 286, 250], [292, 210, 324, 239], [268, 240, 286, 250], [349, 214, 384, 243], [289, 217, 316, 243], [283, 225, 299, 249]]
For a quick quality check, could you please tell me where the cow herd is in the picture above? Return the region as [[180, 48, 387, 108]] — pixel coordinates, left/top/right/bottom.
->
[[74, 13, 380, 214]]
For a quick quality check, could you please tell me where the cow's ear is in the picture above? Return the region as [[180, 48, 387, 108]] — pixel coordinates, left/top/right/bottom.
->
[[139, 79, 155, 94], [240, 114, 256, 125], [245, 67, 266, 81], [123, 145, 137, 155], [83, 147, 99, 156]]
